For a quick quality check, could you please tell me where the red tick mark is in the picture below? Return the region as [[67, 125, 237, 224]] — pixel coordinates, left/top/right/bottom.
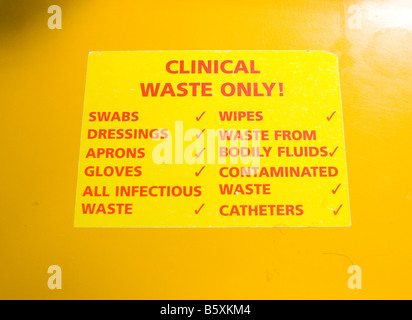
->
[[327, 111, 336, 121], [195, 203, 205, 214], [195, 148, 205, 158], [332, 184, 342, 194], [195, 166, 205, 176], [333, 205, 343, 215], [329, 146, 339, 157], [196, 129, 206, 139], [196, 112, 205, 121]]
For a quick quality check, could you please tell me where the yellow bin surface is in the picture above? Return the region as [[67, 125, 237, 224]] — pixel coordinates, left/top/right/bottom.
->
[[0, 0, 411, 299]]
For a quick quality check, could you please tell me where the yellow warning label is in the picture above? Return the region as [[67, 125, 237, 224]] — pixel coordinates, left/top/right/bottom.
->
[[74, 50, 350, 227]]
